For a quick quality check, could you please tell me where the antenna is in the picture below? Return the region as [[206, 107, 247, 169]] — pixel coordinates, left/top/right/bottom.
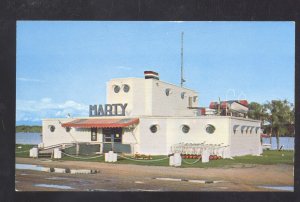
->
[[180, 32, 185, 87]]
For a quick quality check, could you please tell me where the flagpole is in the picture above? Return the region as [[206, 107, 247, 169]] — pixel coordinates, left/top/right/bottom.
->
[[181, 32, 184, 87]]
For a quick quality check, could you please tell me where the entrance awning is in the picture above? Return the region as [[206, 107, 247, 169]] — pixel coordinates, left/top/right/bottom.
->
[[61, 118, 139, 128]]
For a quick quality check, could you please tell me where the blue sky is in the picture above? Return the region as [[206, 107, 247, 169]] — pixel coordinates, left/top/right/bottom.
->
[[16, 21, 295, 125]]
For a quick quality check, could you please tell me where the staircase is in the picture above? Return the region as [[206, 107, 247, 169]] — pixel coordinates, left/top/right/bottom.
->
[[37, 143, 75, 159]]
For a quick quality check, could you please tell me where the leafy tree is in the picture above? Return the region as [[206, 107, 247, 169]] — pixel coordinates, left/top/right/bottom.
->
[[248, 102, 268, 121], [248, 102, 271, 143], [264, 99, 293, 150]]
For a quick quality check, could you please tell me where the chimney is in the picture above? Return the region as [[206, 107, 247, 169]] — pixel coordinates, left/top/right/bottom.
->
[[144, 71, 159, 80]]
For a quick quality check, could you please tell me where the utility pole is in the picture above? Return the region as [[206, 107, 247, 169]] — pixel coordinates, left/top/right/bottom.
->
[[181, 32, 185, 87]]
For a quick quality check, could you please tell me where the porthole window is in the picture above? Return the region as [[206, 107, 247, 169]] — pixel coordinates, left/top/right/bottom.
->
[[165, 88, 171, 96], [49, 125, 55, 132], [114, 85, 120, 93], [181, 92, 186, 99], [182, 125, 190, 133], [123, 84, 130, 93], [150, 125, 158, 133], [66, 127, 71, 132], [205, 124, 215, 134]]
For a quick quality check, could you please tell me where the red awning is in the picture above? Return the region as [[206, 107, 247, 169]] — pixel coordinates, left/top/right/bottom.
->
[[61, 118, 139, 128]]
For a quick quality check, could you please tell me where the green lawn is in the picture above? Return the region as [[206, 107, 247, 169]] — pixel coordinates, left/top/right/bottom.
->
[[16, 144, 294, 168], [15, 144, 36, 158], [115, 150, 294, 168]]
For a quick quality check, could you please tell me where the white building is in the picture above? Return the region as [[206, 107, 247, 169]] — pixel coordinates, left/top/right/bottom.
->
[[42, 71, 262, 157]]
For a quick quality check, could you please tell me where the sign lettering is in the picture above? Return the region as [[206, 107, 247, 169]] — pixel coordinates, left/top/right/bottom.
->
[[89, 103, 128, 117]]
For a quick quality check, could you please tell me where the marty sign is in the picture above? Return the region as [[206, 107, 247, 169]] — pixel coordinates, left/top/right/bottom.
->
[[89, 103, 128, 117]]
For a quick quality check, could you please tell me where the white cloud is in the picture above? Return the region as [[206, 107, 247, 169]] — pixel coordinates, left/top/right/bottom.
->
[[168, 21, 184, 23], [16, 98, 89, 122], [115, 66, 133, 70], [17, 77, 44, 82]]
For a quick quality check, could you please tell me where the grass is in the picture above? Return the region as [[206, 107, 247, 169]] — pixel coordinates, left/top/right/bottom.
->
[[15, 144, 37, 158], [15, 144, 294, 168]]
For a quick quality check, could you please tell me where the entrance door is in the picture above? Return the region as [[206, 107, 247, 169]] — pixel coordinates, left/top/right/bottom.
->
[[103, 128, 122, 143], [102, 128, 123, 152]]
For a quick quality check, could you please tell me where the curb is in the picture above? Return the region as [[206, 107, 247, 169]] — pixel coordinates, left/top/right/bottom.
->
[[46, 167, 99, 174], [153, 177, 224, 184]]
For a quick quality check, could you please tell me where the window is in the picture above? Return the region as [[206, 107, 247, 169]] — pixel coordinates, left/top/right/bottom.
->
[[193, 96, 198, 102], [165, 88, 171, 96], [182, 125, 190, 133], [188, 97, 193, 107], [49, 125, 55, 132], [181, 92, 186, 99], [114, 85, 120, 93], [123, 84, 130, 93], [91, 127, 97, 141], [150, 125, 158, 133], [66, 127, 71, 132], [205, 124, 215, 134]]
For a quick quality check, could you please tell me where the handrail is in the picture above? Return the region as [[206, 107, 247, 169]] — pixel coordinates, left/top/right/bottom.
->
[[41, 141, 105, 150], [42, 143, 75, 150]]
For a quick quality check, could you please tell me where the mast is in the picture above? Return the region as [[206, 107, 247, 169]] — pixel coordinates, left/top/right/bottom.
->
[[180, 32, 185, 87]]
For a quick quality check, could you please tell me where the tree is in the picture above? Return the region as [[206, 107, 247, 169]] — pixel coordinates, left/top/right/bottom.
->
[[264, 99, 293, 150], [248, 102, 268, 121], [248, 102, 270, 144]]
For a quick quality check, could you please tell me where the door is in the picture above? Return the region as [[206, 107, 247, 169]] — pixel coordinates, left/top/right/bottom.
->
[[103, 128, 122, 143], [102, 128, 123, 152]]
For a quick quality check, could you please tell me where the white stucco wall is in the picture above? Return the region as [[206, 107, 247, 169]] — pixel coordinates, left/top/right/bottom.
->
[[106, 78, 198, 117], [42, 118, 99, 147], [136, 118, 168, 155], [132, 116, 231, 155], [106, 78, 147, 116], [150, 80, 198, 116], [165, 116, 231, 152], [122, 127, 139, 154], [229, 117, 262, 156], [42, 116, 262, 157]]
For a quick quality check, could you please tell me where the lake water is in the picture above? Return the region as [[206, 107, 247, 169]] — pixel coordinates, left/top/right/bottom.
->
[[16, 132, 42, 145], [15, 132, 295, 151], [262, 137, 294, 150]]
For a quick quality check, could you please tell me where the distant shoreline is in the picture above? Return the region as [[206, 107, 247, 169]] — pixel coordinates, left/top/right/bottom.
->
[[16, 125, 42, 133]]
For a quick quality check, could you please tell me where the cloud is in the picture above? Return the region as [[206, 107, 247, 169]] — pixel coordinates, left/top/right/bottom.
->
[[17, 77, 44, 82], [16, 98, 89, 122], [168, 21, 184, 23], [115, 66, 133, 70]]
